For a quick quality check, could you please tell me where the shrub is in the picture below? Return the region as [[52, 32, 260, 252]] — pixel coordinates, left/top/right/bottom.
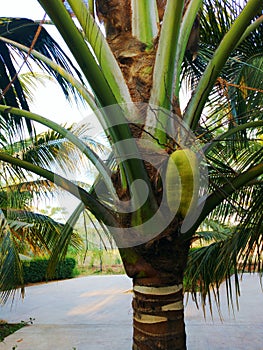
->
[[23, 257, 77, 284]]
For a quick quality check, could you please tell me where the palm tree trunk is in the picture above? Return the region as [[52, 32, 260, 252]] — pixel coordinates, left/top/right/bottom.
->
[[132, 279, 186, 350], [120, 232, 190, 350]]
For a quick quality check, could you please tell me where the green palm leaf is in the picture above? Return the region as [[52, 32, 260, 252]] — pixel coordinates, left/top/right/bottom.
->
[[186, 183, 262, 313], [0, 209, 24, 304], [0, 17, 84, 136]]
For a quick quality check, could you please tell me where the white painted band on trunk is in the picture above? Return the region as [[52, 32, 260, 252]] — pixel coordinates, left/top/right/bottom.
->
[[133, 284, 183, 295], [161, 300, 183, 311], [134, 314, 167, 324]]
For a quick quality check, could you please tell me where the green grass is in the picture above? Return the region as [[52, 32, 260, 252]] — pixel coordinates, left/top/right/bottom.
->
[[0, 322, 25, 342], [0, 318, 34, 342]]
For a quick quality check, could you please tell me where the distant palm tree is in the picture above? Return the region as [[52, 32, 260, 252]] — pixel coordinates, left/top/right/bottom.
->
[[0, 1, 262, 349]]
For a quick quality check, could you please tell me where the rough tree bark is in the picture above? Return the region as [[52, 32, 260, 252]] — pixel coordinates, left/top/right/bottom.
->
[[121, 233, 190, 350]]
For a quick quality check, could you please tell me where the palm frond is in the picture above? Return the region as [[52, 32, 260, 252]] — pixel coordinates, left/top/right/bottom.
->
[[0, 201, 84, 303], [47, 202, 85, 278], [196, 219, 233, 242], [9, 209, 82, 254], [225, 184, 263, 274], [19, 72, 54, 103], [0, 128, 76, 188], [0, 209, 24, 304], [0, 17, 84, 136], [185, 240, 240, 317], [185, 183, 263, 314]]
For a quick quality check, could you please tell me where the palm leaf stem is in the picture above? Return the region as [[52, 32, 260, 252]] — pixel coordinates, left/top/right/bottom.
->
[[184, 0, 263, 130], [0, 37, 118, 158], [67, 0, 132, 106], [36, 1, 130, 150], [38, 0, 157, 211], [236, 14, 263, 47], [0, 37, 100, 113], [175, 0, 202, 96], [0, 104, 117, 197], [131, 0, 158, 47], [38, 0, 116, 107], [0, 152, 117, 227], [148, 0, 184, 143], [150, 0, 184, 109]]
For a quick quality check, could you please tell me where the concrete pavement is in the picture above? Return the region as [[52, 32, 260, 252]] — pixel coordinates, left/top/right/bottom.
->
[[0, 274, 262, 349]]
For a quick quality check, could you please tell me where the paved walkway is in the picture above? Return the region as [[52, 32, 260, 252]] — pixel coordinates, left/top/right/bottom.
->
[[0, 274, 262, 349]]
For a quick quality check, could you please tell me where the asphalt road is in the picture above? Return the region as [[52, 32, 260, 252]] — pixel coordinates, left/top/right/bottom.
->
[[0, 274, 262, 350]]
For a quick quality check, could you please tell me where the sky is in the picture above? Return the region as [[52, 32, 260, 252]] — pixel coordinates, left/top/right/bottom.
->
[[1, 0, 91, 134]]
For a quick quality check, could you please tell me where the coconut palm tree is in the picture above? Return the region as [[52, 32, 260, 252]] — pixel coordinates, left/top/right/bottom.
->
[[0, 1, 263, 349]]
